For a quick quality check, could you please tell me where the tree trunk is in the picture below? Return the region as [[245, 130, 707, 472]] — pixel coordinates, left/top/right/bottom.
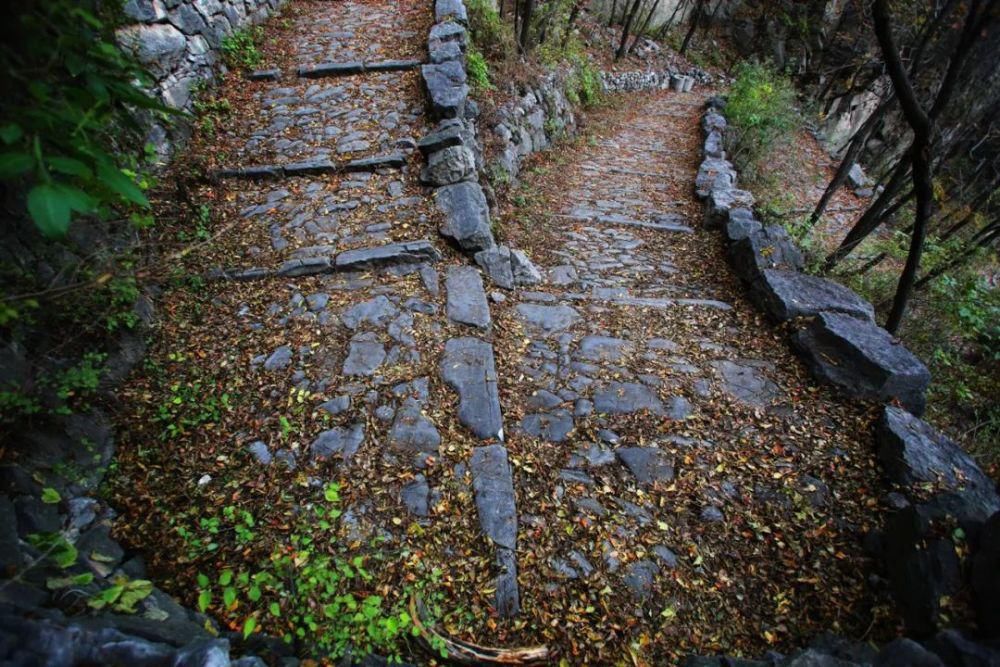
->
[[518, 0, 536, 53], [608, 0, 619, 26], [679, 0, 705, 55], [563, 1, 583, 47], [615, 0, 645, 60], [655, 0, 686, 40], [628, 0, 661, 55]]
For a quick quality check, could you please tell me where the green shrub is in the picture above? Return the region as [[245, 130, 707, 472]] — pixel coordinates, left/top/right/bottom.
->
[[467, 45, 493, 91], [221, 26, 264, 71], [724, 62, 799, 182], [0, 0, 168, 238], [466, 0, 515, 60]]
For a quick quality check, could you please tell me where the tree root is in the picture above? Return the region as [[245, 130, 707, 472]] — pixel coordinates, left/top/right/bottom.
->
[[408, 595, 551, 665]]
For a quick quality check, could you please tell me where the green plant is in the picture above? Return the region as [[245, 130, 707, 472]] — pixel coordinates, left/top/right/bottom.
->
[[466, 0, 515, 61], [0, 0, 169, 237], [193, 483, 447, 660], [104, 275, 141, 331], [88, 576, 154, 613], [221, 26, 265, 71], [724, 62, 799, 182], [467, 46, 493, 91], [154, 377, 232, 440]]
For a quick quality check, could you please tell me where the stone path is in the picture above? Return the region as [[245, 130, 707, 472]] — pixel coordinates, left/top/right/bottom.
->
[[114, 3, 884, 661]]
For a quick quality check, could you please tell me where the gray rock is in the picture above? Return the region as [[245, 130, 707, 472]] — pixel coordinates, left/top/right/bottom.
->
[[495, 546, 520, 618], [319, 395, 351, 415], [435, 182, 495, 253], [520, 410, 574, 442], [925, 629, 1000, 666], [435, 0, 468, 24], [510, 249, 543, 285], [616, 447, 675, 484], [401, 475, 430, 516], [516, 303, 580, 333], [0, 496, 22, 571], [117, 24, 187, 78], [341, 295, 399, 329], [972, 512, 1000, 638], [876, 638, 944, 666], [247, 441, 272, 465], [475, 246, 515, 289], [705, 187, 755, 227], [305, 292, 330, 311], [421, 146, 476, 186], [418, 119, 465, 155], [847, 163, 869, 189], [710, 360, 781, 408], [577, 336, 632, 362], [263, 345, 293, 371], [593, 382, 664, 416], [390, 398, 441, 453], [792, 312, 930, 415], [344, 154, 407, 172], [695, 157, 737, 199], [470, 444, 517, 549], [310, 423, 365, 461], [440, 337, 503, 440], [343, 333, 386, 376], [623, 559, 659, 600], [446, 265, 491, 328], [652, 545, 678, 568], [876, 406, 999, 511], [728, 225, 804, 283], [297, 61, 364, 78], [549, 265, 578, 286], [700, 506, 724, 522], [751, 269, 876, 323], [421, 61, 468, 119], [335, 239, 442, 271]]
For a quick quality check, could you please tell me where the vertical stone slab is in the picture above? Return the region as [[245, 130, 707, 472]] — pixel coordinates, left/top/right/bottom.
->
[[439, 337, 503, 440]]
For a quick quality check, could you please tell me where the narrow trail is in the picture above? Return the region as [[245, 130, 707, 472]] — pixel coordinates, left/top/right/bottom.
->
[[112, 2, 889, 663]]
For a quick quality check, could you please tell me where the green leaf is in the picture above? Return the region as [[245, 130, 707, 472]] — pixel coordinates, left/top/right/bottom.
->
[[248, 585, 261, 602], [268, 602, 281, 617], [53, 183, 96, 213], [0, 152, 34, 179], [242, 616, 257, 639], [27, 184, 72, 237], [47, 157, 93, 179], [223, 587, 237, 608], [324, 483, 340, 502], [198, 589, 211, 613], [53, 541, 78, 568], [96, 162, 148, 207], [41, 487, 61, 504], [197, 573, 209, 588], [218, 570, 233, 586], [0, 124, 22, 144]]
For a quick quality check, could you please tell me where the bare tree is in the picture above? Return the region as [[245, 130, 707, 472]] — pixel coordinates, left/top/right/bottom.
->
[[679, 0, 706, 55], [615, 0, 645, 60]]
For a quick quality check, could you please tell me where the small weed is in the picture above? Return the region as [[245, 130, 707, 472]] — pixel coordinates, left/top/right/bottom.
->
[[221, 26, 264, 70]]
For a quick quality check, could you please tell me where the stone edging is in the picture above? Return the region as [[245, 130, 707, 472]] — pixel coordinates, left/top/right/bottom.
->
[[689, 96, 1000, 662], [600, 67, 710, 93]]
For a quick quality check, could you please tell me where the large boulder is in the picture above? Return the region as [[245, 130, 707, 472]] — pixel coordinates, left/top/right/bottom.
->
[[435, 182, 495, 252], [972, 512, 1000, 638], [876, 406, 1000, 512], [750, 269, 876, 323], [420, 145, 476, 186], [695, 158, 736, 199], [421, 60, 468, 119], [728, 225, 805, 283], [705, 187, 755, 227], [792, 312, 930, 415]]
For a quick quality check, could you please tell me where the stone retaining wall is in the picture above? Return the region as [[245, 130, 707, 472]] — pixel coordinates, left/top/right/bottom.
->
[[686, 96, 1000, 666]]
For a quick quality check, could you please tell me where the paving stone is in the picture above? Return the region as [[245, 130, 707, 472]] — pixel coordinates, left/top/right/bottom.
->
[[298, 61, 364, 78], [616, 447, 675, 484], [652, 545, 678, 568], [516, 303, 580, 333], [401, 475, 430, 516], [470, 444, 517, 550], [593, 382, 665, 416], [577, 335, 633, 362], [520, 410, 574, 442], [319, 395, 351, 415], [342, 332, 386, 376], [390, 398, 442, 453], [446, 265, 491, 328], [495, 546, 520, 618], [335, 240, 442, 271], [700, 505, 724, 522], [310, 423, 365, 461], [623, 560, 659, 600], [710, 360, 781, 408], [340, 295, 399, 329], [247, 441, 272, 465], [440, 337, 503, 440], [263, 345, 293, 371]]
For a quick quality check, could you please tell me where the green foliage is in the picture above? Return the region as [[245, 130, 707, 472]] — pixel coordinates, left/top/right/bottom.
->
[[0, 0, 169, 237], [154, 377, 233, 440], [88, 576, 154, 613], [724, 62, 799, 182], [27, 532, 79, 569], [467, 46, 494, 91], [0, 351, 106, 424], [191, 483, 447, 660], [466, 0, 515, 61], [221, 26, 265, 71]]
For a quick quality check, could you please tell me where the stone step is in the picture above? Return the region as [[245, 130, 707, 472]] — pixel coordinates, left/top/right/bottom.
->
[[297, 59, 423, 79], [247, 68, 281, 81], [557, 212, 693, 233], [208, 239, 442, 281], [214, 153, 407, 180]]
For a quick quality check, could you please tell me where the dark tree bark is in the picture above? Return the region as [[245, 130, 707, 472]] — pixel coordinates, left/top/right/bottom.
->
[[615, 0, 645, 60], [563, 1, 584, 47], [518, 0, 536, 53], [655, 0, 687, 40], [609, 0, 619, 26], [679, 0, 705, 55], [627, 0, 661, 55]]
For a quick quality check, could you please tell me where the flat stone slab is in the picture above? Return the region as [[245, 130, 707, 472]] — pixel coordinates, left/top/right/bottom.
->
[[345, 153, 406, 172], [877, 406, 1000, 512], [470, 444, 517, 550], [751, 269, 875, 323], [341, 295, 399, 329], [710, 360, 781, 408], [342, 333, 385, 376], [577, 335, 633, 362], [616, 447, 675, 484], [440, 337, 503, 440], [248, 68, 281, 81], [520, 410, 574, 442], [516, 303, 580, 333], [297, 61, 364, 78], [335, 240, 441, 271], [391, 398, 441, 453], [495, 546, 520, 618], [283, 159, 338, 176], [215, 165, 283, 180], [446, 266, 491, 328], [435, 182, 495, 253], [592, 382, 664, 416], [418, 119, 466, 156], [310, 423, 365, 461], [792, 311, 930, 415], [728, 225, 805, 283]]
